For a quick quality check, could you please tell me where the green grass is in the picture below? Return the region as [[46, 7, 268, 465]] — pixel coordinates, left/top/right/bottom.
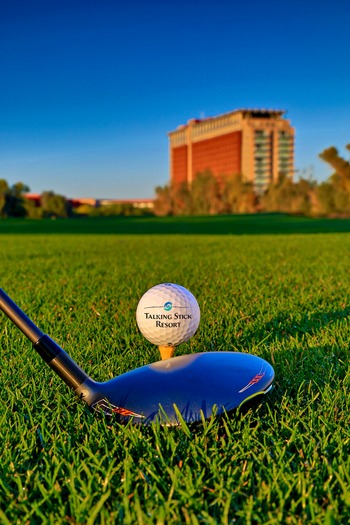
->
[[1, 212, 350, 235], [0, 217, 350, 523]]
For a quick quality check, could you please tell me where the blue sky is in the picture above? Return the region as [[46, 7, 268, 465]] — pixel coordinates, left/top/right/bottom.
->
[[1, 0, 350, 199]]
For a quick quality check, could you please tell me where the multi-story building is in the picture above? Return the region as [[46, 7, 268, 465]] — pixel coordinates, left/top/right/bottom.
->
[[168, 108, 295, 193]]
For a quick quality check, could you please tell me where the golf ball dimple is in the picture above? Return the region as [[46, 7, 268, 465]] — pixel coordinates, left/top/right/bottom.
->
[[136, 283, 200, 346]]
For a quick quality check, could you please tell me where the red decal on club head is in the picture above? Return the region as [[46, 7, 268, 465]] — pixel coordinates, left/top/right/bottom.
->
[[112, 406, 145, 418], [239, 372, 265, 393], [92, 399, 145, 418]]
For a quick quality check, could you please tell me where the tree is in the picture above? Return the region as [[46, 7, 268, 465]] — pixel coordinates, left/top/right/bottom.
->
[[41, 191, 70, 218], [190, 170, 222, 215], [317, 144, 350, 215], [172, 182, 192, 216], [153, 185, 173, 216], [221, 173, 257, 213], [261, 174, 293, 212], [3, 182, 30, 217], [319, 146, 350, 192], [261, 174, 314, 214], [292, 177, 316, 215], [315, 181, 335, 216], [74, 203, 94, 216], [23, 198, 43, 219], [154, 171, 258, 216], [0, 179, 9, 217], [89, 202, 137, 216]]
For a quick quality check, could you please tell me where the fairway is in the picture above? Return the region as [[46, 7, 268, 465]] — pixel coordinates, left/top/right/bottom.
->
[[1, 218, 349, 524]]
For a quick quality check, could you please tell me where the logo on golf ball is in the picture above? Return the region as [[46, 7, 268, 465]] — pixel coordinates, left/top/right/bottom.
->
[[164, 301, 172, 311]]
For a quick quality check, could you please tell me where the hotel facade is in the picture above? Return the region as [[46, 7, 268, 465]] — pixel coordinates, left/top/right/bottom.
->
[[168, 109, 295, 192]]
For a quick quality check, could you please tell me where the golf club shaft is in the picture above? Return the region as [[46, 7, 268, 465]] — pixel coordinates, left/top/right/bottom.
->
[[0, 288, 43, 343], [0, 288, 90, 391]]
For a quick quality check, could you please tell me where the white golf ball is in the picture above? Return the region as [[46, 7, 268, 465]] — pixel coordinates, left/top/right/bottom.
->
[[136, 283, 200, 346]]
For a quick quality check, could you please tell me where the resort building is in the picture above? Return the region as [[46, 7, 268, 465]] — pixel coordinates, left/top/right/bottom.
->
[[168, 108, 295, 193]]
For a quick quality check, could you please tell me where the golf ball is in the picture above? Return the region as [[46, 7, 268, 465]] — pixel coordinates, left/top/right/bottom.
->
[[136, 283, 200, 346]]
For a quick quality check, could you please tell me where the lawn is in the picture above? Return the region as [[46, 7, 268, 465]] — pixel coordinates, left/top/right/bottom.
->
[[0, 215, 349, 524], [1, 212, 350, 235]]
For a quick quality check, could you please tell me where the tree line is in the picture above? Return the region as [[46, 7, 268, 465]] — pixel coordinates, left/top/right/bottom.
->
[[1, 143, 350, 219], [154, 144, 350, 216], [0, 181, 151, 218], [0, 180, 72, 218]]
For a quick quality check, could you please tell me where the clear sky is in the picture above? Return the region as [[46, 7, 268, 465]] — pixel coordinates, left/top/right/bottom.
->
[[1, 0, 350, 199]]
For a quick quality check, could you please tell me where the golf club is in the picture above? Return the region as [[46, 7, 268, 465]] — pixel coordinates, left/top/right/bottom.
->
[[0, 288, 274, 424]]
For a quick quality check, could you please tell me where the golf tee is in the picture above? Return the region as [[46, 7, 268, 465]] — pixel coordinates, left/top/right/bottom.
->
[[159, 345, 175, 360]]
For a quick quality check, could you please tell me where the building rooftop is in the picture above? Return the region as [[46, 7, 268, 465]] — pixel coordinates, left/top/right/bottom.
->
[[169, 108, 287, 134]]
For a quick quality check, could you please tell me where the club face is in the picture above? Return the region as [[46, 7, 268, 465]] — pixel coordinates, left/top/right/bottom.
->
[[90, 352, 274, 425]]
